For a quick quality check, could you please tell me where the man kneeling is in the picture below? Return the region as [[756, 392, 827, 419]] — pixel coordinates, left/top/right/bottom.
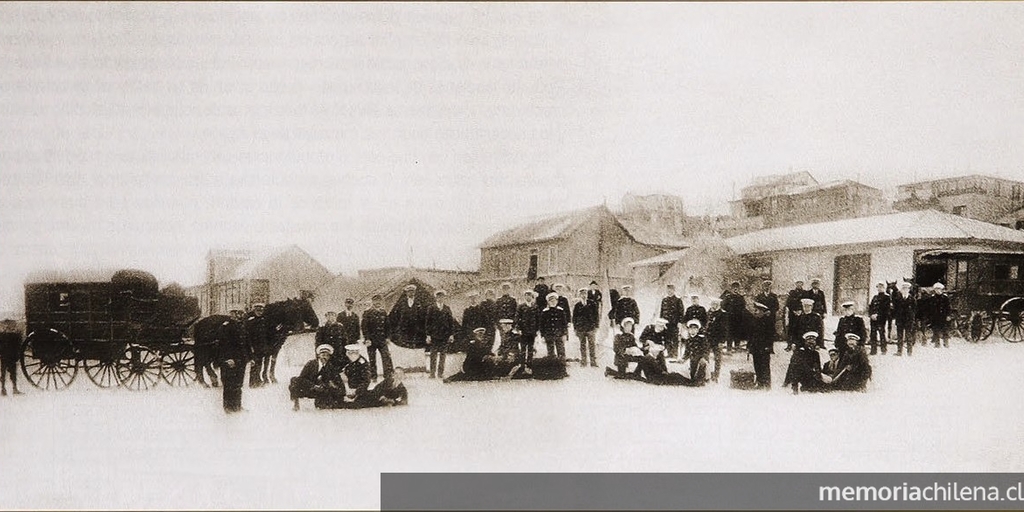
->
[[365, 367, 409, 407], [290, 344, 344, 410]]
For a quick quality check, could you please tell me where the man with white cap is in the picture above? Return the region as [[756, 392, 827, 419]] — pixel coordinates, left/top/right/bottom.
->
[[833, 334, 872, 391], [720, 281, 747, 352], [833, 301, 866, 358], [927, 282, 951, 348], [461, 290, 486, 344], [891, 281, 917, 356], [754, 279, 780, 338], [388, 283, 427, 350], [246, 302, 271, 388], [785, 280, 808, 351], [425, 290, 457, 379], [444, 327, 496, 382], [783, 331, 824, 394], [748, 302, 775, 389], [496, 282, 518, 329], [539, 292, 569, 361], [552, 283, 573, 322], [480, 288, 499, 344], [638, 318, 671, 373], [573, 287, 599, 367], [682, 319, 710, 384], [606, 317, 642, 378], [337, 344, 372, 408], [704, 298, 727, 380], [682, 294, 708, 332], [808, 278, 828, 317], [361, 294, 393, 381], [796, 298, 825, 349], [496, 318, 519, 358], [290, 344, 342, 411], [315, 311, 345, 356], [659, 284, 684, 359], [868, 282, 891, 355], [613, 285, 640, 328], [514, 290, 540, 364]]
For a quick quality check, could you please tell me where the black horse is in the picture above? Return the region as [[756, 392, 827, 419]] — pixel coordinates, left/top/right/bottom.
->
[[192, 297, 319, 386]]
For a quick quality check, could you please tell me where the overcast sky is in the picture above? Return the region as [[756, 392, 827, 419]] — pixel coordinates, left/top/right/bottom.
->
[[2, 2, 1023, 312]]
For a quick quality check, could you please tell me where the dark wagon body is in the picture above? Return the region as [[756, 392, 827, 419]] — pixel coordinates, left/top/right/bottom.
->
[[917, 249, 1024, 342], [22, 269, 201, 390]]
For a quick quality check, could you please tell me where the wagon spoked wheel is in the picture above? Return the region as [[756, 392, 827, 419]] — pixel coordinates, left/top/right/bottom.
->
[[115, 345, 162, 391], [160, 348, 196, 387], [20, 329, 79, 391], [970, 310, 995, 342], [997, 297, 1024, 343], [83, 358, 121, 388]]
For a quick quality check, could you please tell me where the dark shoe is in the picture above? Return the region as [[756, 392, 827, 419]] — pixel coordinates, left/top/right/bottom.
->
[[292, 400, 300, 412], [1, 389, 6, 396], [590, 363, 598, 368], [604, 367, 617, 378], [895, 352, 903, 356], [12, 389, 21, 395], [269, 376, 278, 384]]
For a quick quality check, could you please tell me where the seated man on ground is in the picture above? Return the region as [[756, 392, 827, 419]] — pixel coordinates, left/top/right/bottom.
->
[[444, 327, 497, 383], [783, 331, 825, 394], [290, 344, 344, 410], [366, 367, 409, 407], [830, 333, 872, 392], [336, 343, 373, 408], [605, 317, 644, 379], [681, 319, 710, 385], [822, 348, 841, 379]]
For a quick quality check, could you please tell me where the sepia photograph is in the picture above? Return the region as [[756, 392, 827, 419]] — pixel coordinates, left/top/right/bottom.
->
[[1, 2, 1024, 510]]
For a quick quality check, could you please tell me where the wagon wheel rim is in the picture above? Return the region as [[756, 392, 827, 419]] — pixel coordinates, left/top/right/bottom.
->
[[976, 311, 995, 342], [997, 297, 1024, 343], [115, 345, 162, 391], [83, 359, 121, 388], [160, 349, 196, 387], [20, 330, 79, 391]]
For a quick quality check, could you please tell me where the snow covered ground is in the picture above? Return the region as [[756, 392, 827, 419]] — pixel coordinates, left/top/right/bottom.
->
[[2, 332, 1023, 510]]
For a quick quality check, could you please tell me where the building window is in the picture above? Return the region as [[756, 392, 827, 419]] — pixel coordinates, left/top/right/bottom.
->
[[528, 251, 538, 280], [952, 205, 966, 216], [1016, 220, 1024, 231]]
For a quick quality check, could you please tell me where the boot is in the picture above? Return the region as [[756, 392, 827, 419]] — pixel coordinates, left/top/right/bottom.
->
[[293, 399, 300, 411], [1, 388, 6, 397]]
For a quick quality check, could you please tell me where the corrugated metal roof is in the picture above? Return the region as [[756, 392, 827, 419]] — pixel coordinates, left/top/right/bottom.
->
[[725, 209, 1024, 255]]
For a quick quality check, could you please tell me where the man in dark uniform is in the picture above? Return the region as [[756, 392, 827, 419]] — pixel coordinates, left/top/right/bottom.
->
[[868, 282, 891, 355], [338, 298, 361, 345], [552, 283, 572, 315], [337, 344, 373, 408], [572, 288, 599, 367], [361, 294, 393, 380], [659, 284, 685, 358], [533, 277, 550, 309], [514, 290, 540, 364], [754, 280, 780, 340], [783, 331, 824, 394], [681, 319, 709, 384], [822, 349, 841, 379], [614, 285, 640, 329], [388, 283, 427, 349], [833, 301, 867, 358], [683, 294, 708, 329], [587, 281, 603, 316], [479, 288, 499, 347], [832, 334, 872, 392], [639, 317, 673, 351], [785, 280, 807, 351], [445, 327, 497, 382], [703, 298, 727, 380], [366, 367, 408, 407], [929, 282, 952, 348], [606, 317, 642, 378], [539, 292, 569, 361], [796, 298, 825, 349], [720, 281, 747, 352], [290, 344, 343, 411], [808, 278, 828, 317], [425, 290, 457, 379], [496, 318, 519, 357], [315, 311, 346, 356], [747, 302, 775, 389], [217, 313, 252, 413], [495, 282, 519, 329], [245, 303, 270, 388], [892, 282, 917, 356], [461, 290, 486, 347], [0, 319, 23, 396]]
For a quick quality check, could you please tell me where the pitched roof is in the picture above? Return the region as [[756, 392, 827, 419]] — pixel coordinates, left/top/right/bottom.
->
[[725, 209, 1024, 255], [480, 205, 689, 250], [479, 206, 605, 249], [784, 179, 881, 196], [225, 245, 329, 281], [629, 248, 689, 268]]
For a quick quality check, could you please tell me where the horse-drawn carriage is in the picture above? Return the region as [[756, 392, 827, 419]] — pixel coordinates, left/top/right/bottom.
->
[[917, 249, 1024, 343], [21, 269, 201, 391]]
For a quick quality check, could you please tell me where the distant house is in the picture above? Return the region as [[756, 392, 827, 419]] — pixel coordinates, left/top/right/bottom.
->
[[185, 245, 332, 316], [724, 209, 1024, 315], [894, 174, 1024, 226], [478, 205, 689, 293], [313, 266, 480, 316], [729, 172, 888, 230]]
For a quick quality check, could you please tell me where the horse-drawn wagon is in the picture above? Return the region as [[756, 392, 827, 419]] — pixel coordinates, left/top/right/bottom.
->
[[917, 249, 1024, 343], [22, 269, 201, 391]]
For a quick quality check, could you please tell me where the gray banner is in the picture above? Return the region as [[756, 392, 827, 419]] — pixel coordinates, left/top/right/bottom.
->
[[381, 473, 1024, 510]]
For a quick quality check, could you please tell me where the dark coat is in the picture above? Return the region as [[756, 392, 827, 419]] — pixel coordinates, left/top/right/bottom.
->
[[747, 313, 775, 355], [245, 313, 271, 356], [556, 296, 572, 322], [683, 304, 708, 327], [808, 288, 828, 316], [513, 303, 539, 339], [495, 295, 518, 324], [463, 337, 494, 377], [0, 332, 21, 362], [834, 314, 867, 348], [338, 310, 361, 342], [216, 318, 252, 365], [534, 284, 551, 308], [784, 345, 822, 389], [368, 380, 408, 406], [720, 290, 747, 336], [638, 325, 671, 348], [538, 306, 569, 339], [425, 303, 458, 344], [388, 296, 427, 346], [360, 307, 389, 344], [315, 323, 345, 352], [891, 291, 917, 324], [927, 293, 952, 326], [834, 348, 871, 391], [614, 297, 640, 326], [754, 291, 780, 316], [869, 292, 892, 320], [479, 299, 498, 331], [497, 329, 521, 357], [659, 295, 685, 328], [705, 308, 728, 344], [797, 312, 825, 344], [587, 289, 603, 310], [572, 300, 599, 333], [613, 332, 640, 368], [683, 332, 710, 360], [786, 288, 805, 315], [341, 356, 372, 397], [461, 304, 487, 340], [296, 358, 343, 389]]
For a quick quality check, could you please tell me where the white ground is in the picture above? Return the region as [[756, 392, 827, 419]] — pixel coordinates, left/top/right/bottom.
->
[[2, 331, 1023, 510]]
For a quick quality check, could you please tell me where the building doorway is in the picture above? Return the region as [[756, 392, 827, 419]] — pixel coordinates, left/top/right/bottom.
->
[[833, 254, 870, 312]]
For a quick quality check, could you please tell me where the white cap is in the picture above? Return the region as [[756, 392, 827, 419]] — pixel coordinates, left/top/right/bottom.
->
[[473, 327, 487, 334], [344, 344, 362, 352], [546, 292, 559, 301], [801, 298, 815, 306], [621, 317, 635, 325], [686, 319, 702, 328], [316, 344, 334, 355], [803, 331, 819, 339], [844, 333, 861, 341], [498, 318, 514, 324], [933, 282, 945, 289]]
